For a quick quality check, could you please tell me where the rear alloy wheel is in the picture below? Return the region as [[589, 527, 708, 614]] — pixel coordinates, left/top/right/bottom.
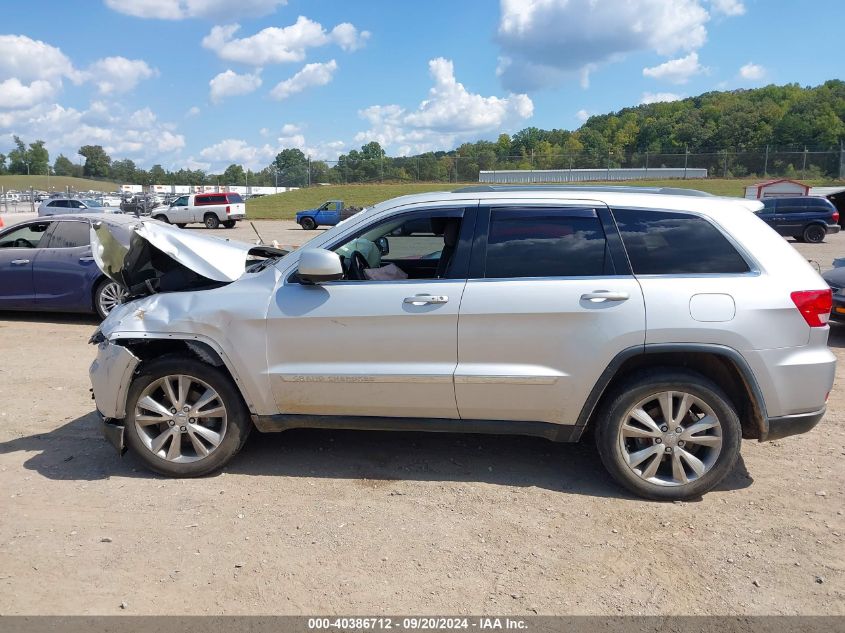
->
[[595, 369, 741, 501], [223, 220, 236, 229], [204, 213, 220, 229], [300, 217, 317, 230], [94, 278, 127, 319], [124, 357, 251, 477], [153, 214, 170, 224], [803, 224, 826, 244]]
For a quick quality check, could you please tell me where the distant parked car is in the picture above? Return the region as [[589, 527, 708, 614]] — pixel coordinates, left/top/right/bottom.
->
[[0, 214, 127, 318], [756, 196, 840, 243], [98, 194, 123, 207], [38, 198, 113, 217], [152, 192, 246, 229]]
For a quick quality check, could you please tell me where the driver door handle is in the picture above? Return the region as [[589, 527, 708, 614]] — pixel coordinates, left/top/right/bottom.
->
[[404, 294, 449, 305], [79, 256, 95, 262], [11, 259, 30, 265], [580, 290, 629, 302]]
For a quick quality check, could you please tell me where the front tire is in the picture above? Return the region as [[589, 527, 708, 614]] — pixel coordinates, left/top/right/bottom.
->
[[123, 357, 252, 477], [175, 223, 187, 228], [803, 224, 825, 243], [594, 369, 741, 501], [300, 217, 317, 230], [153, 214, 170, 224], [94, 278, 126, 319], [204, 213, 220, 229]]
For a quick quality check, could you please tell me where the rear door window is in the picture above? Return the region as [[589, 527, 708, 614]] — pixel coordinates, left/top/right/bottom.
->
[[483, 208, 612, 278], [46, 220, 90, 248], [612, 208, 750, 275]]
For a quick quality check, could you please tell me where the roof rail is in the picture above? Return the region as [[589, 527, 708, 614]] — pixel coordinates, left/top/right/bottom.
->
[[452, 184, 713, 197]]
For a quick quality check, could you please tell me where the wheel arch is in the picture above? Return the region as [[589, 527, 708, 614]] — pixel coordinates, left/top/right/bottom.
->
[[111, 335, 256, 416], [577, 343, 769, 441]]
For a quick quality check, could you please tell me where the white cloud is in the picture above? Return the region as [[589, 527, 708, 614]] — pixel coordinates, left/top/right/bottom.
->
[[497, 0, 710, 91], [269, 60, 337, 100], [198, 138, 277, 170], [0, 79, 53, 110], [202, 16, 369, 66], [640, 92, 684, 105], [82, 56, 157, 94], [710, 0, 745, 16], [642, 52, 706, 84], [209, 69, 262, 103], [186, 105, 201, 117], [104, 0, 287, 20], [739, 62, 765, 81], [0, 101, 185, 161], [355, 58, 533, 155], [576, 109, 590, 124]]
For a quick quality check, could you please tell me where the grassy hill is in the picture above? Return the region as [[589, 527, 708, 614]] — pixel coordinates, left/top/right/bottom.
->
[[244, 178, 838, 220], [0, 174, 119, 193]]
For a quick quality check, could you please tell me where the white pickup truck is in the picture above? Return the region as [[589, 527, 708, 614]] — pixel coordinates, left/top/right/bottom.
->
[[152, 192, 246, 229]]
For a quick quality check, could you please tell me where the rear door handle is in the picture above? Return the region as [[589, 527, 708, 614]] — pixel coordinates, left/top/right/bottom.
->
[[11, 259, 30, 265], [581, 290, 629, 303], [404, 294, 449, 305], [79, 256, 95, 262]]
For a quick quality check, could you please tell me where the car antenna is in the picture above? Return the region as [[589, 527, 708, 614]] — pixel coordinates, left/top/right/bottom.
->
[[250, 221, 265, 245]]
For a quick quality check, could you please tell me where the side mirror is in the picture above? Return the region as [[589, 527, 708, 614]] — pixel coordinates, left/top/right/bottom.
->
[[375, 236, 390, 255], [297, 249, 343, 284]]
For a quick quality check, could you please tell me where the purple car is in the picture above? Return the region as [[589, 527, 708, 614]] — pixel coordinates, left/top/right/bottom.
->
[[0, 214, 127, 319]]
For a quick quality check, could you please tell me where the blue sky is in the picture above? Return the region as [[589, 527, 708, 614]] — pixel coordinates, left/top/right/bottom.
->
[[0, 0, 841, 172]]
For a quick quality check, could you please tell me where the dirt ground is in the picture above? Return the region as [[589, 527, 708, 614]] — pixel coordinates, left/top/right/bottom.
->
[[0, 213, 843, 615]]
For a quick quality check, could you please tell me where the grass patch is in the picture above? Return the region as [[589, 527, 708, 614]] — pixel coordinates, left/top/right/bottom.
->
[[0, 174, 119, 193], [245, 178, 839, 220]]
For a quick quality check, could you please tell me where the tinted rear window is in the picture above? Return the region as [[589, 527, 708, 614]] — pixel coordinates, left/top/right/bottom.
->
[[484, 208, 611, 278], [196, 194, 227, 205], [47, 220, 90, 248], [613, 208, 749, 275], [225, 193, 243, 203]]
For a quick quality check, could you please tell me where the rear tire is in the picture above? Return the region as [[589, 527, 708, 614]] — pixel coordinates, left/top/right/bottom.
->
[[223, 220, 236, 229], [803, 224, 825, 243], [204, 213, 220, 229], [93, 278, 126, 320], [123, 357, 252, 477], [300, 217, 317, 230], [153, 214, 170, 224], [175, 223, 187, 228], [594, 369, 741, 501]]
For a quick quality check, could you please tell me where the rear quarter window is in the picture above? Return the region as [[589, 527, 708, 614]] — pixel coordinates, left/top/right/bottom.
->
[[612, 208, 750, 275], [225, 193, 243, 203]]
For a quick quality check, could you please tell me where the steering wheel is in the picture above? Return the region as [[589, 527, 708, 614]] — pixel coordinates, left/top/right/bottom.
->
[[13, 238, 34, 248], [347, 250, 370, 281]]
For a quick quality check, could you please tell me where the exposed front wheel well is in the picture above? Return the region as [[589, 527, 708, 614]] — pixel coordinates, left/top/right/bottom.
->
[[587, 351, 766, 440]]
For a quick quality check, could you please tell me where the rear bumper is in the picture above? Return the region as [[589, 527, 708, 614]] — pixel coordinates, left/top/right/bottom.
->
[[827, 225, 841, 235], [763, 407, 826, 441]]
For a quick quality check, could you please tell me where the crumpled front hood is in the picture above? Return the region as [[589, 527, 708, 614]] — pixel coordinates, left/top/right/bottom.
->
[[90, 215, 286, 295]]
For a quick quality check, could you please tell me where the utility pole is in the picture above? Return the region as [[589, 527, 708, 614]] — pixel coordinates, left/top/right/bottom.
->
[[645, 150, 649, 177], [308, 157, 312, 187], [763, 144, 769, 178], [683, 145, 689, 179], [840, 140, 845, 180], [802, 147, 808, 180]]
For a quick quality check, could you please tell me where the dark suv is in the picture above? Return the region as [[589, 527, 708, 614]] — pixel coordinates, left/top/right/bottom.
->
[[756, 196, 840, 243]]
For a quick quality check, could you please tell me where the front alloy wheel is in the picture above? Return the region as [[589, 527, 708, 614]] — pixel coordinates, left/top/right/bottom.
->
[[123, 357, 251, 477], [95, 279, 127, 319], [134, 375, 228, 463]]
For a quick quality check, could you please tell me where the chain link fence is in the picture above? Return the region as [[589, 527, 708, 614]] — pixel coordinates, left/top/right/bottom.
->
[[271, 147, 845, 187]]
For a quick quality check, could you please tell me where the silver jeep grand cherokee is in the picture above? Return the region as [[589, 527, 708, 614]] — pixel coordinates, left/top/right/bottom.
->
[[88, 186, 836, 500]]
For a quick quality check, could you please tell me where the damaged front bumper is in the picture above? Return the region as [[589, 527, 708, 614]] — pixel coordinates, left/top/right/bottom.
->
[[89, 340, 140, 454]]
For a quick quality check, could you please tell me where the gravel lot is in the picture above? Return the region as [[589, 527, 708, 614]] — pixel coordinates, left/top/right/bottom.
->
[[0, 212, 843, 615]]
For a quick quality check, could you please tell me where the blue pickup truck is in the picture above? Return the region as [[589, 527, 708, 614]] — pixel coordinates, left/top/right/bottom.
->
[[295, 200, 362, 230]]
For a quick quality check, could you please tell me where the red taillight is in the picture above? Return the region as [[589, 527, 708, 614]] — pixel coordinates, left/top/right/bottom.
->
[[226, 205, 230, 214], [791, 289, 832, 327], [832, 211, 839, 224]]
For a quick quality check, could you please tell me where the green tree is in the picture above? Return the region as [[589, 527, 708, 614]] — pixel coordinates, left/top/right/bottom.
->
[[222, 163, 245, 185], [78, 145, 111, 178], [53, 154, 76, 176], [273, 148, 309, 186], [7, 136, 28, 174]]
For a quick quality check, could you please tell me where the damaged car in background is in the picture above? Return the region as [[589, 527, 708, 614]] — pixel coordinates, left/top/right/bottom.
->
[[89, 188, 835, 500]]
